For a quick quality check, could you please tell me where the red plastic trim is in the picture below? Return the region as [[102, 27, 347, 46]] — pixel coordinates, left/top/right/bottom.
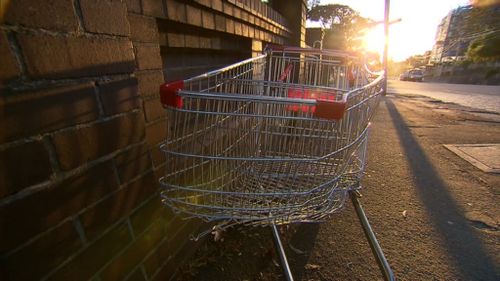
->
[[313, 101, 347, 120], [160, 80, 184, 109], [278, 64, 294, 82]]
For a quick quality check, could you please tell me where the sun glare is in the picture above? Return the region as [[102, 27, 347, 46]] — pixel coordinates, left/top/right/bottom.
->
[[362, 21, 426, 62], [362, 25, 385, 58]]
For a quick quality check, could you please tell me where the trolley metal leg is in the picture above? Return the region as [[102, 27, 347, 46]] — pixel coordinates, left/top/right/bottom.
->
[[271, 223, 294, 281], [350, 191, 395, 281]]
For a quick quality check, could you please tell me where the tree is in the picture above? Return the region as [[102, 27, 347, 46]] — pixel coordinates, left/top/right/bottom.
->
[[466, 30, 500, 61], [463, 3, 500, 61], [307, 4, 372, 51], [307, 0, 320, 10]]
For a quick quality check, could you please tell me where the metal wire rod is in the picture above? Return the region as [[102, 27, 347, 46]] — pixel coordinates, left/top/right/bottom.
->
[[271, 224, 294, 281], [350, 191, 395, 281]]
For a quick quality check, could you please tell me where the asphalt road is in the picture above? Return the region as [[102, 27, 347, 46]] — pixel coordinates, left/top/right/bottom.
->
[[388, 80, 500, 114]]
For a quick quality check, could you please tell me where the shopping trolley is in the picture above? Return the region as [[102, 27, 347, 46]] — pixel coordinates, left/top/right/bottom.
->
[[159, 46, 394, 281]]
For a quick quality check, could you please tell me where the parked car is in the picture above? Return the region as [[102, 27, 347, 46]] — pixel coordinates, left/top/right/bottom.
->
[[399, 71, 409, 81], [408, 69, 423, 82]]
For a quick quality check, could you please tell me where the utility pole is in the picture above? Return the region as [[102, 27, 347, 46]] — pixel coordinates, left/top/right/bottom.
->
[[383, 0, 390, 95]]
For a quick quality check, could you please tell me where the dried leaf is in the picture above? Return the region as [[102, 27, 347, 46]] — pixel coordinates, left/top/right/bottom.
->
[[211, 226, 223, 242], [305, 264, 321, 270]]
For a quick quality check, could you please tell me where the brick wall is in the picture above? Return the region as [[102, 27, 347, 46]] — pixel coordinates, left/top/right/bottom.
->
[[0, 0, 305, 280]]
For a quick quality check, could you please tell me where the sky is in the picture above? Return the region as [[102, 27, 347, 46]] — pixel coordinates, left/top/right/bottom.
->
[[307, 0, 471, 61]]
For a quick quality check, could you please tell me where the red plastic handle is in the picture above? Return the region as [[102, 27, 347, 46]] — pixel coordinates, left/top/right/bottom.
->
[[278, 64, 293, 82], [287, 88, 345, 120], [313, 100, 346, 120], [160, 80, 184, 109]]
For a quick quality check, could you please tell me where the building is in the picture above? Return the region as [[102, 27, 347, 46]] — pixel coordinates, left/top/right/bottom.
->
[[0, 0, 307, 280], [430, 6, 473, 63], [430, 4, 500, 63]]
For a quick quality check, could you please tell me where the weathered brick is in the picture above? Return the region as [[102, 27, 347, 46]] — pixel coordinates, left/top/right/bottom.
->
[[186, 5, 202, 27], [100, 218, 168, 281], [225, 19, 235, 34], [135, 44, 162, 70], [114, 143, 152, 184], [4, 0, 78, 32], [80, 0, 129, 36], [248, 26, 255, 38], [255, 17, 261, 27], [0, 83, 99, 144], [2, 221, 81, 280], [150, 146, 165, 168], [126, 0, 141, 13], [52, 112, 145, 170], [211, 37, 221, 49], [136, 70, 164, 98], [145, 120, 166, 147], [49, 223, 132, 281], [195, 0, 211, 7], [80, 172, 158, 239], [201, 10, 215, 29], [128, 14, 159, 43], [248, 14, 255, 24], [215, 14, 226, 32], [116, 151, 150, 183], [143, 219, 199, 278], [233, 6, 241, 19], [241, 10, 249, 22], [143, 97, 164, 122], [167, 33, 185, 48], [166, 0, 186, 22], [199, 36, 211, 49], [252, 39, 262, 52], [158, 33, 167, 46], [242, 23, 249, 37], [0, 31, 20, 84], [234, 21, 242, 35], [0, 161, 118, 253], [114, 144, 149, 168], [223, 2, 233, 16], [18, 34, 135, 79], [130, 196, 172, 234], [99, 78, 140, 116], [184, 35, 200, 48], [0, 140, 52, 199], [211, 0, 223, 11], [126, 267, 147, 281], [141, 0, 165, 18]]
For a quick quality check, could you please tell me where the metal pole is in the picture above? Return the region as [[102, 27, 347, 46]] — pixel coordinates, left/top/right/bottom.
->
[[350, 191, 395, 281], [271, 224, 294, 281], [382, 0, 390, 95]]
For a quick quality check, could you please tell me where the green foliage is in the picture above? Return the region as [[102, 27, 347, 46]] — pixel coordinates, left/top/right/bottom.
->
[[307, 4, 358, 29], [307, 4, 372, 51], [466, 30, 500, 61]]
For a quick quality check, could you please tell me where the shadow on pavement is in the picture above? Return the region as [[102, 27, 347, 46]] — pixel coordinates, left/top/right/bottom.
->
[[287, 223, 320, 280], [385, 98, 499, 280]]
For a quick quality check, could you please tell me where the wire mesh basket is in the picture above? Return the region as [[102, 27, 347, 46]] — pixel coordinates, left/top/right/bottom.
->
[[159, 46, 383, 227]]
